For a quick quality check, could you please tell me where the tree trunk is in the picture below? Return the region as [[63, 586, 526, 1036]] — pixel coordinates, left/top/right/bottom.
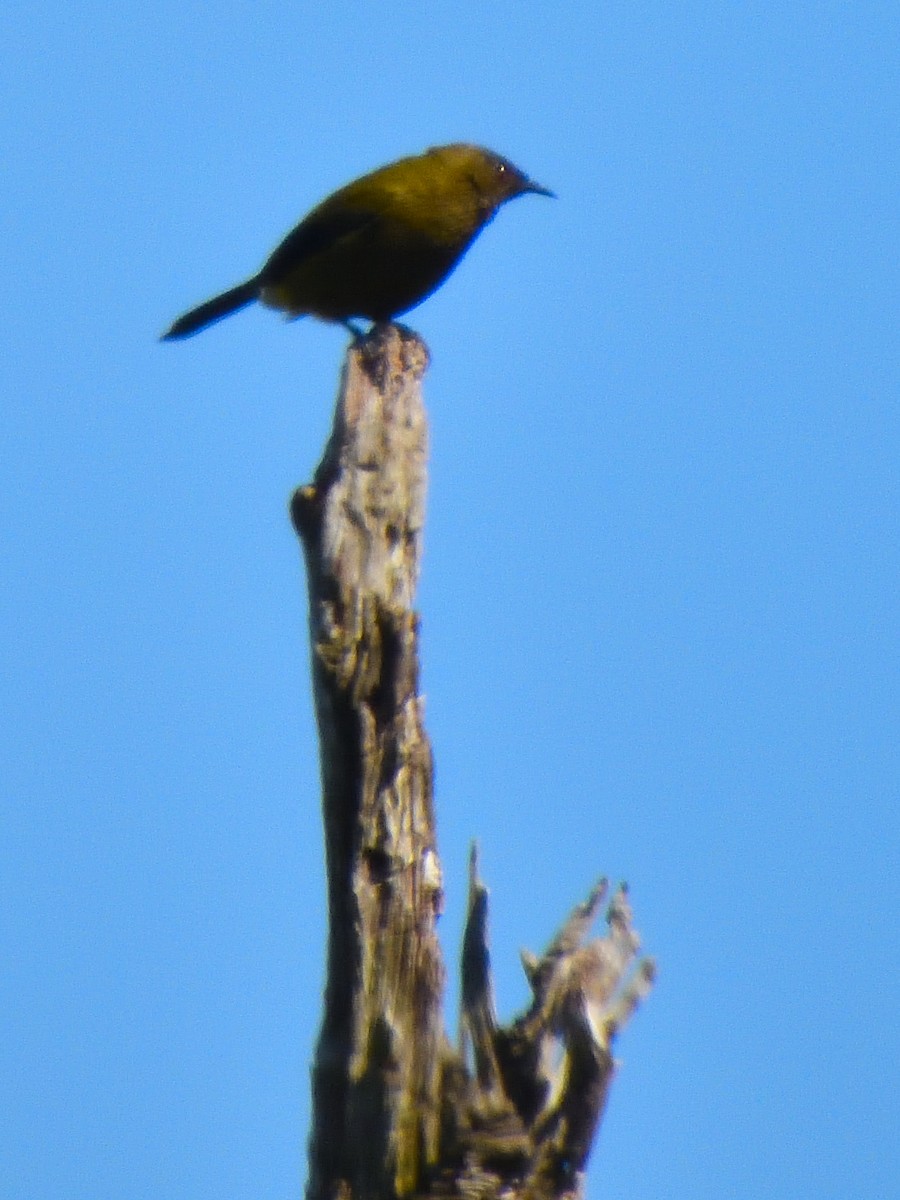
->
[[291, 324, 654, 1200]]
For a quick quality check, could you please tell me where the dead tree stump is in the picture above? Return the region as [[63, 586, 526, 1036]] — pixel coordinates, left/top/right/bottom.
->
[[291, 324, 654, 1200]]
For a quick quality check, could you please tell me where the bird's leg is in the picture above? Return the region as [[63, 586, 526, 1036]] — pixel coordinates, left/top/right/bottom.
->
[[343, 320, 368, 340]]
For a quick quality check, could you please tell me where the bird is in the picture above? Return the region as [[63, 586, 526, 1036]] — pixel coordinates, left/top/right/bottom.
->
[[161, 143, 553, 340]]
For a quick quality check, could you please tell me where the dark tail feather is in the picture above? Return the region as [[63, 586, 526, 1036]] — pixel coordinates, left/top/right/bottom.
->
[[161, 278, 259, 340]]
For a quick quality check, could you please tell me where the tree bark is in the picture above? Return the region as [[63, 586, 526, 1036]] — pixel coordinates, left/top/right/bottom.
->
[[291, 324, 654, 1200]]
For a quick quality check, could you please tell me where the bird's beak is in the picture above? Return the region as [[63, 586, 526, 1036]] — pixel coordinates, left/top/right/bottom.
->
[[524, 179, 556, 199]]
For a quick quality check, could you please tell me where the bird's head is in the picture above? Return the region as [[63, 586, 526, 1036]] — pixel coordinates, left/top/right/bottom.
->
[[427, 144, 555, 216]]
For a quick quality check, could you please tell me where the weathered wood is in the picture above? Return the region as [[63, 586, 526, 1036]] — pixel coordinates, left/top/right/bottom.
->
[[292, 325, 442, 1200], [292, 324, 653, 1200]]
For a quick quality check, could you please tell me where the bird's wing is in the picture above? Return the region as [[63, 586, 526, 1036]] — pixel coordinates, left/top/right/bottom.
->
[[260, 205, 379, 284]]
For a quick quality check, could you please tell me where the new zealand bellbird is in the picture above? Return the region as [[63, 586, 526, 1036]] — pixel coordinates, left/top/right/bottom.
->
[[161, 144, 552, 340]]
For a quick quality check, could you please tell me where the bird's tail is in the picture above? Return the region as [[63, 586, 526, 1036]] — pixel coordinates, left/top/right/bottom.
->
[[161, 278, 259, 340]]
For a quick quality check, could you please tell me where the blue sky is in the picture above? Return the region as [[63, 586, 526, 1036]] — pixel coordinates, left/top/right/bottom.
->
[[3, 3, 898, 1198]]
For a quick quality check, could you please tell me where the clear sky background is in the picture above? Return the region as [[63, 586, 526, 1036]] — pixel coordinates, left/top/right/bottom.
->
[[3, 3, 898, 1198]]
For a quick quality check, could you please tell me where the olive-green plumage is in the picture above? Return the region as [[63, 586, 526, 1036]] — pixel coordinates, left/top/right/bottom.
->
[[161, 144, 552, 340]]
